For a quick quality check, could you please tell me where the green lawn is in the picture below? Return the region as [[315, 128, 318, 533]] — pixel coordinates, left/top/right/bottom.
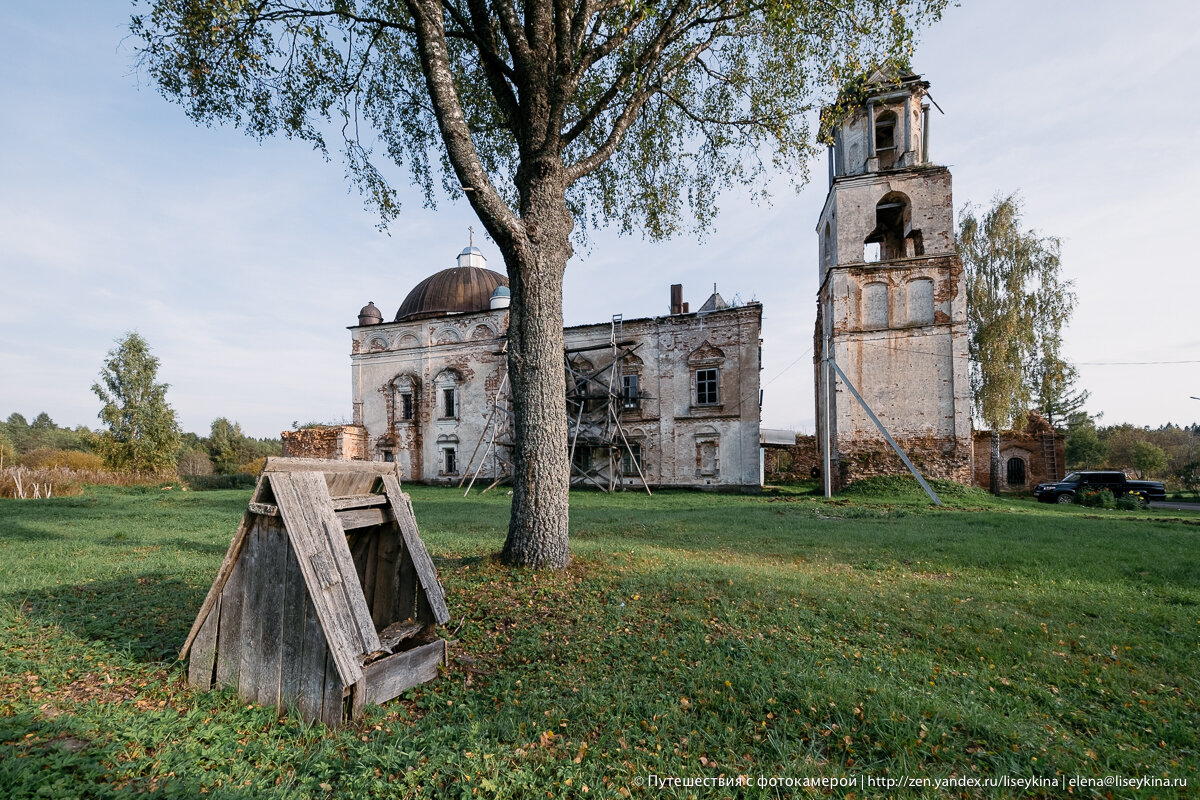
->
[[0, 481, 1197, 798]]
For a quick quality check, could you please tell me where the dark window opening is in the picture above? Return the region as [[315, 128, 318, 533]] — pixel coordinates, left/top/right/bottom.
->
[[1006, 457, 1026, 487], [622, 374, 640, 409], [622, 444, 643, 476], [573, 446, 592, 472], [442, 388, 456, 418], [383, 451, 394, 463], [874, 110, 898, 169], [695, 368, 719, 406], [399, 392, 414, 421], [864, 192, 912, 261], [443, 447, 457, 474]]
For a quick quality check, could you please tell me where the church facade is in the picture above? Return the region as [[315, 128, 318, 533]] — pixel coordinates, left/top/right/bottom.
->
[[323, 246, 763, 490]]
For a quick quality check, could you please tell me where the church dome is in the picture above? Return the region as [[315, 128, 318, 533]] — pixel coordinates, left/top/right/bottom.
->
[[395, 263, 508, 322], [357, 301, 383, 326]]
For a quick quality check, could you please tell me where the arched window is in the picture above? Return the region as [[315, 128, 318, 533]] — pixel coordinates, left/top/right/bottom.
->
[[391, 374, 417, 424], [874, 110, 898, 169], [822, 222, 833, 268], [906, 278, 934, 325], [1006, 457, 1027, 487], [864, 192, 913, 261], [434, 369, 462, 420], [862, 282, 889, 329]]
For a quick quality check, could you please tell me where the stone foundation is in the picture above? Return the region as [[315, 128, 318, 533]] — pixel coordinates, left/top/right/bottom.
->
[[763, 435, 820, 483], [834, 436, 973, 490]]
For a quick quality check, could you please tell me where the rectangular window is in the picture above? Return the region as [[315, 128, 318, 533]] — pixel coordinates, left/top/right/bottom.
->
[[443, 447, 457, 474], [399, 392, 414, 421], [695, 368, 719, 406], [621, 443, 643, 476], [442, 388, 456, 418], [572, 446, 591, 473], [622, 374, 640, 409]]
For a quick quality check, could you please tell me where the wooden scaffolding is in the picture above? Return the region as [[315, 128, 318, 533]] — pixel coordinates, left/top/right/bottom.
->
[[565, 316, 652, 494]]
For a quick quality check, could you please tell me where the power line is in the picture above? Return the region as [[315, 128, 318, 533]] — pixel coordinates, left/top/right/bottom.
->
[[763, 347, 813, 387]]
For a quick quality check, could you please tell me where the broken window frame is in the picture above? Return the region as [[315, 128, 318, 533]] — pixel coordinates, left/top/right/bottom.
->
[[694, 368, 720, 406], [621, 443, 643, 476], [622, 374, 640, 410]]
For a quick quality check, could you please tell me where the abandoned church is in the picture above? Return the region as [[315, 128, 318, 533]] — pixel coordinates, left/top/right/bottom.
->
[[281, 69, 1059, 494], [280, 244, 764, 490]]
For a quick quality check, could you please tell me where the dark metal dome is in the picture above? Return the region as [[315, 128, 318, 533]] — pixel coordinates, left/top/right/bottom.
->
[[395, 266, 509, 322], [357, 301, 383, 326]]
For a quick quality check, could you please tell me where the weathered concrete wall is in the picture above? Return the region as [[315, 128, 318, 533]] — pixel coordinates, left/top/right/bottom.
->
[[280, 425, 369, 461], [348, 299, 762, 489]]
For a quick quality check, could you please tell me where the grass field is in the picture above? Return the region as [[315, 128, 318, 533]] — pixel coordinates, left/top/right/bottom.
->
[[0, 480, 1197, 798]]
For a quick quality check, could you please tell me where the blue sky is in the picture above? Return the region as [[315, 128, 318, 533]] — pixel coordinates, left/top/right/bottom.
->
[[1, 1, 1197, 439]]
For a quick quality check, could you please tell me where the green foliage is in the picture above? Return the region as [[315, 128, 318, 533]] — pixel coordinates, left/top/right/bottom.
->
[[207, 417, 244, 475], [1, 412, 92, 455], [1177, 461, 1200, 498], [1131, 440, 1167, 479], [1065, 412, 1106, 469], [1079, 487, 1116, 509], [1115, 493, 1144, 511], [959, 194, 1071, 434], [1, 486, 1198, 795], [90, 332, 182, 474]]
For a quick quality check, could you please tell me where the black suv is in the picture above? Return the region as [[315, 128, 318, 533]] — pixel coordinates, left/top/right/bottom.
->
[[1033, 471, 1166, 506]]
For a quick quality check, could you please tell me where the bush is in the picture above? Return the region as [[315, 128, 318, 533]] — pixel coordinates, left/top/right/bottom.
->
[[1079, 488, 1116, 509], [182, 473, 257, 491], [1115, 493, 1144, 511], [238, 456, 267, 475], [18, 448, 106, 471]]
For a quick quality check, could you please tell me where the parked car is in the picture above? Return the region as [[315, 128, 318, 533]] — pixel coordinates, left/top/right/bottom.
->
[[1033, 471, 1166, 505]]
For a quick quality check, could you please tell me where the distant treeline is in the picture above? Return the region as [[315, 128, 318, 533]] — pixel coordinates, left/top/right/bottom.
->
[[1065, 415, 1198, 493], [0, 412, 281, 476]]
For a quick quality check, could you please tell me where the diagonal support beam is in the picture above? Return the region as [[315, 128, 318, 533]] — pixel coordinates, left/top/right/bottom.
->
[[828, 358, 942, 507]]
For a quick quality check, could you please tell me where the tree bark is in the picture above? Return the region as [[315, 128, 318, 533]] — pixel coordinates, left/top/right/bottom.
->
[[989, 428, 1001, 496], [498, 157, 574, 568]]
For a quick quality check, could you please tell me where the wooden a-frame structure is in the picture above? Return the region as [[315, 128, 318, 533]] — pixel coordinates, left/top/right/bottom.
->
[[179, 458, 450, 726]]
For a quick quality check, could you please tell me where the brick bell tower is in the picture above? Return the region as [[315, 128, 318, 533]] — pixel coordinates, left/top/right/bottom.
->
[[814, 69, 972, 491]]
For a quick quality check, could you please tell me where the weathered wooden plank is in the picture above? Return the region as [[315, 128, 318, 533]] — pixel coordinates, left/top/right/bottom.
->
[[237, 523, 265, 701], [252, 518, 288, 707], [320, 651, 346, 726], [360, 640, 445, 708], [187, 595, 221, 689], [360, 531, 380, 622], [215, 548, 246, 688], [277, 539, 308, 716], [330, 494, 389, 511], [376, 620, 424, 652], [263, 457, 402, 478], [381, 476, 450, 626], [270, 472, 379, 685], [337, 508, 392, 531], [248, 502, 279, 517], [395, 543, 417, 623], [179, 509, 253, 659], [372, 528, 401, 630], [294, 593, 327, 723]]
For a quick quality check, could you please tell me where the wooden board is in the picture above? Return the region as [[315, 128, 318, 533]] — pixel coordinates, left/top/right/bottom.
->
[[214, 546, 247, 688], [294, 592, 328, 723], [277, 539, 308, 716], [381, 476, 450, 626], [270, 472, 380, 685], [179, 510, 254, 659], [252, 518, 288, 707], [359, 639, 446, 708], [236, 521, 264, 700], [372, 528, 401, 630], [321, 651, 346, 726], [338, 508, 392, 531], [186, 596, 220, 689]]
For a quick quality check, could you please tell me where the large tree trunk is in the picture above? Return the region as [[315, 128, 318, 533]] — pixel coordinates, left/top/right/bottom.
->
[[989, 428, 1001, 495], [498, 159, 573, 568]]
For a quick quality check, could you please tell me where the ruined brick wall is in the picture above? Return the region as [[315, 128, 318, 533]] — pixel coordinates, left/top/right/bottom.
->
[[280, 425, 369, 460], [763, 436, 820, 482], [972, 430, 1065, 492], [834, 436, 973, 489]]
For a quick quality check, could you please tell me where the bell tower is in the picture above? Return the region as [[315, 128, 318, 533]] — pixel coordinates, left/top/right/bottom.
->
[[814, 69, 972, 490]]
